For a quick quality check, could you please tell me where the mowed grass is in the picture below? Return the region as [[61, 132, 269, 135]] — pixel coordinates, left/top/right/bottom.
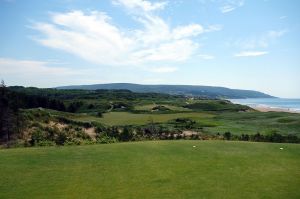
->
[[1, 141, 299, 199], [74, 112, 214, 125]]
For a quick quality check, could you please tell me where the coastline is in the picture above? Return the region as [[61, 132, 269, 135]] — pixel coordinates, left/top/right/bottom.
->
[[252, 106, 300, 113], [229, 98, 300, 114]]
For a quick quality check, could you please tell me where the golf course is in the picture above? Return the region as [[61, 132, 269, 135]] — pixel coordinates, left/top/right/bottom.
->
[[1, 85, 300, 199], [1, 140, 299, 199]]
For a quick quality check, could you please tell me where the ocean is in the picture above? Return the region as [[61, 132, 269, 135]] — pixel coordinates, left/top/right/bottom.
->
[[229, 98, 300, 112]]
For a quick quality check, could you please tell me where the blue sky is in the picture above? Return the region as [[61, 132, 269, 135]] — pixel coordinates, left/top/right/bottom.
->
[[0, 0, 299, 98]]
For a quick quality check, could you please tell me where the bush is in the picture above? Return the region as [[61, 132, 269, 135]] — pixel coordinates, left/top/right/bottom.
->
[[97, 112, 103, 117], [97, 135, 117, 144], [55, 131, 67, 145], [152, 105, 170, 111], [119, 126, 134, 141], [240, 134, 249, 141], [65, 138, 82, 145], [223, 132, 232, 140], [30, 129, 45, 145], [250, 133, 263, 142]]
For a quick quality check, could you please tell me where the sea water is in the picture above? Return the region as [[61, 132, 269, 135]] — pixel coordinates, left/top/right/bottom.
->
[[229, 98, 300, 112]]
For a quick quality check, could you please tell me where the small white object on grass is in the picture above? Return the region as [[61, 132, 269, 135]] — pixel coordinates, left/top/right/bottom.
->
[[193, 146, 196, 148], [280, 148, 283, 150]]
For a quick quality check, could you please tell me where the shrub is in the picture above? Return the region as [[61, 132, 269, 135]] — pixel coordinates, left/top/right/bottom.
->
[[119, 126, 134, 141], [55, 131, 67, 145], [30, 129, 45, 145], [97, 135, 117, 144], [65, 138, 82, 145], [223, 132, 232, 140], [97, 112, 103, 118], [250, 132, 263, 142]]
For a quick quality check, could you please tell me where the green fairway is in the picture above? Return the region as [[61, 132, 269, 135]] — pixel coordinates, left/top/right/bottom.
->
[[1, 141, 299, 199], [73, 111, 214, 125]]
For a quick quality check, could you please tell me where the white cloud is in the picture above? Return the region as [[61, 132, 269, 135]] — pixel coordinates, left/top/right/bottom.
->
[[232, 29, 287, 50], [279, 16, 287, 20], [0, 58, 89, 87], [220, 0, 244, 13], [204, 24, 223, 32], [0, 57, 140, 87], [132, 39, 198, 61], [112, 0, 168, 12], [33, 11, 133, 66], [234, 51, 268, 57], [172, 24, 204, 39], [31, 0, 220, 71], [220, 5, 235, 13], [0, 58, 76, 76], [267, 30, 287, 39]]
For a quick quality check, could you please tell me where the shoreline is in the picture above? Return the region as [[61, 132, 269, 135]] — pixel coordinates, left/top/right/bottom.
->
[[229, 98, 300, 114], [252, 106, 300, 113]]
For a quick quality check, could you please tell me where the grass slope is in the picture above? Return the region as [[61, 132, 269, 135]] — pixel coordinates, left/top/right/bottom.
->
[[53, 109, 300, 135], [1, 141, 299, 199], [134, 104, 191, 112]]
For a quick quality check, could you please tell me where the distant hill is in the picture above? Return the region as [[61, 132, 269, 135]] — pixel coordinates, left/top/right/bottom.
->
[[56, 83, 274, 99]]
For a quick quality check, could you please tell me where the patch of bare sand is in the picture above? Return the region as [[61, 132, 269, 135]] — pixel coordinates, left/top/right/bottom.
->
[[84, 128, 97, 140], [254, 107, 300, 113], [49, 121, 68, 130], [182, 131, 199, 136]]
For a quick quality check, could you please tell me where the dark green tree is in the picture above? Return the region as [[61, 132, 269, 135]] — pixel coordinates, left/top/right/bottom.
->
[[223, 132, 232, 140]]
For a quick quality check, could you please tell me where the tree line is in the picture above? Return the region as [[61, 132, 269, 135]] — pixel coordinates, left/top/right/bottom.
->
[[0, 81, 78, 146]]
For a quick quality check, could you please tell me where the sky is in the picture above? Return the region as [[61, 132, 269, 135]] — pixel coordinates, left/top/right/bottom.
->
[[0, 0, 299, 98]]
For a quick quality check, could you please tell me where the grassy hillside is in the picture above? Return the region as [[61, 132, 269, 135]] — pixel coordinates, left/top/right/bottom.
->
[[56, 83, 274, 99], [0, 141, 299, 199]]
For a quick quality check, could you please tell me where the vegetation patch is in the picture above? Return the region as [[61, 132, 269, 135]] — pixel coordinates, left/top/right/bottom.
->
[[1, 86, 300, 148], [184, 100, 251, 112]]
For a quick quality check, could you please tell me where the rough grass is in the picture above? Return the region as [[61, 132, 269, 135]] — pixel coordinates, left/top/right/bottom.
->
[[29, 108, 300, 136], [0, 141, 299, 199], [207, 112, 300, 136], [134, 104, 191, 112]]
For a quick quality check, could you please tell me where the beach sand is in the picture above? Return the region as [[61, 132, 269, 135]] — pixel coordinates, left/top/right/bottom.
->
[[253, 106, 300, 113]]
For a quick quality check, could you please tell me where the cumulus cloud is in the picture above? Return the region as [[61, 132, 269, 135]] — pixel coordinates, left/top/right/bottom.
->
[[234, 51, 268, 57], [31, 0, 221, 71]]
